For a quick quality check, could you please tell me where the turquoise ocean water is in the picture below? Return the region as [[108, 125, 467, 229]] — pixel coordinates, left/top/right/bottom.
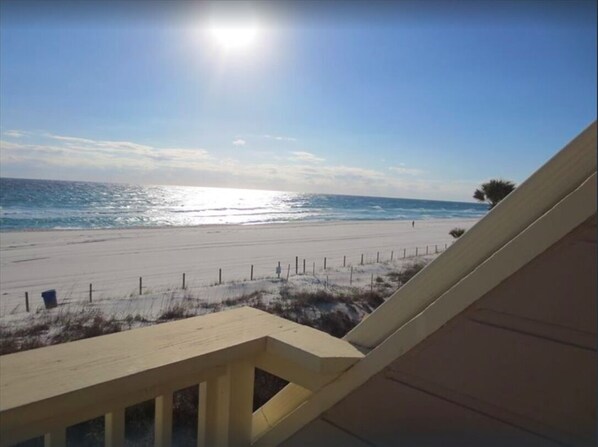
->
[[0, 178, 487, 231]]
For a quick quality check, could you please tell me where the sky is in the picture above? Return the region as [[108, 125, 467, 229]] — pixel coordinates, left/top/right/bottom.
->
[[0, 0, 596, 202]]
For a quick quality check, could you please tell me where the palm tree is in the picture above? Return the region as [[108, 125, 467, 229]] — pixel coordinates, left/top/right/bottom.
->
[[474, 179, 516, 209]]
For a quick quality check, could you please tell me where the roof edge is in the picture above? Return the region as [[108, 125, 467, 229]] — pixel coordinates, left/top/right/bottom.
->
[[254, 169, 597, 447], [345, 121, 597, 348]]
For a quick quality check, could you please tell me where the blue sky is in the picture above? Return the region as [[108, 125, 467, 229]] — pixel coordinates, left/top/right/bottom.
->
[[1, 1, 596, 201]]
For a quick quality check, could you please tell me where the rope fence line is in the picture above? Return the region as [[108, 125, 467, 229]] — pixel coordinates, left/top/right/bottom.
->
[[11, 241, 455, 315]]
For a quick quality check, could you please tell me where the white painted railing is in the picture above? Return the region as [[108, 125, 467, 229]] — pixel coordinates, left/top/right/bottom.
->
[[0, 307, 363, 447]]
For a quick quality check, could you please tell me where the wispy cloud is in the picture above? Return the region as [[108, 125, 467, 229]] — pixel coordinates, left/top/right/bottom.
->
[[3, 130, 26, 138], [232, 139, 246, 146], [289, 151, 325, 163], [0, 131, 476, 201], [263, 134, 297, 142], [388, 165, 424, 176], [2, 133, 210, 170]]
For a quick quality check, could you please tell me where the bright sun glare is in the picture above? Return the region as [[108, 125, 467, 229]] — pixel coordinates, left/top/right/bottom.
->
[[209, 23, 260, 50]]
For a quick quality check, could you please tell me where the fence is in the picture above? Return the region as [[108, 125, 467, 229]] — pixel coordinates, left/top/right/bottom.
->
[[10, 241, 454, 315]]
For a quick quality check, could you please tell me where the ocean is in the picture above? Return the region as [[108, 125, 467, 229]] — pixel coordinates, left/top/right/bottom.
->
[[0, 177, 488, 231]]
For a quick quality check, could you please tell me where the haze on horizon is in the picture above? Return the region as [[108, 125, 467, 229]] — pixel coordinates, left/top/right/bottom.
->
[[0, 0, 596, 202]]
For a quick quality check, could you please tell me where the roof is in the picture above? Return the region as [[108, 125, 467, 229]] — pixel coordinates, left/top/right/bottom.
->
[[253, 121, 597, 446]]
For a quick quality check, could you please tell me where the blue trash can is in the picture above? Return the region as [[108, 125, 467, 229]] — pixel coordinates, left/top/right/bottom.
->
[[41, 289, 57, 309]]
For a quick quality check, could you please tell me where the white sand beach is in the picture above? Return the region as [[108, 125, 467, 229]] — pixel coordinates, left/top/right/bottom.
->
[[0, 218, 478, 318]]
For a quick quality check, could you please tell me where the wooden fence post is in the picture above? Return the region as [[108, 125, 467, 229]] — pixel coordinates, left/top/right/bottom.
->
[[295, 256, 298, 275], [182, 273, 186, 290], [219, 268, 222, 285], [324, 257, 327, 270], [361, 254, 364, 265], [370, 273, 374, 293], [416, 247, 419, 257], [277, 261, 281, 279], [426, 246, 429, 255], [25, 292, 29, 312], [251, 265, 254, 281], [391, 250, 394, 261], [403, 248, 406, 258], [376, 252, 379, 263], [313, 262, 315, 275], [286, 264, 290, 281], [343, 255, 346, 267], [350, 266, 353, 285], [303, 259, 306, 274], [139, 277, 142, 295], [89, 284, 92, 303]]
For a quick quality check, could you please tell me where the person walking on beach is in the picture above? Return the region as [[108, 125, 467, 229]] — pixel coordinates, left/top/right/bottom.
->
[[412, 220, 415, 228]]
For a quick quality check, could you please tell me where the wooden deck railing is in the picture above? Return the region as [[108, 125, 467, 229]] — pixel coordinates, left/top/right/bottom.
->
[[0, 307, 364, 447]]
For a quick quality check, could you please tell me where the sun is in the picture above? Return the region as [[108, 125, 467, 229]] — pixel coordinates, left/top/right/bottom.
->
[[208, 22, 260, 50]]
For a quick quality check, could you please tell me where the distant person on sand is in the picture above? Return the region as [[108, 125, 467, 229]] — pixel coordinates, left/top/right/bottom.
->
[[412, 220, 415, 228]]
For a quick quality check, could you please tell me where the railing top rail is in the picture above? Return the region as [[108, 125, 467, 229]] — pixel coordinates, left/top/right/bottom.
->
[[0, 307, 362, 422]]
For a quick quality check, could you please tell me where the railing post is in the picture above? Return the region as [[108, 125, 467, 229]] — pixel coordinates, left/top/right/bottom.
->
[[155, 392, 173, 447], [198, 362, 254, 447], [226, 361, 254, 447], [105, 408, 125, 447], [44, 429, 66, 447], [199, 377, 227, 447]]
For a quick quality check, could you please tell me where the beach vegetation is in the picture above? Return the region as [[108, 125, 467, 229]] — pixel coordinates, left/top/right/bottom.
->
[[158, 304, 191, 321], [51, 313, 121, 344], [387, 260, 428, 285], [473, 179, 516, 209], [223, 291, 264, 307], [449, 227, 466, 238], [0, 310, 121, 355]]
